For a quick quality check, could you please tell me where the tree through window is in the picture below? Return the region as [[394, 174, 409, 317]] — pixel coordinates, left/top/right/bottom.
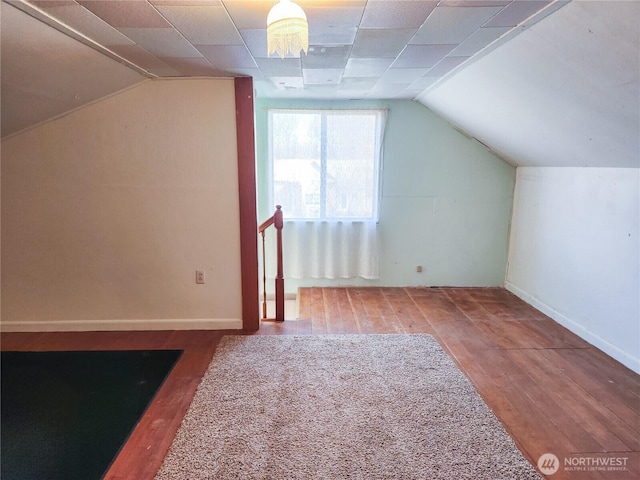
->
[[269, 109, 385, 221]]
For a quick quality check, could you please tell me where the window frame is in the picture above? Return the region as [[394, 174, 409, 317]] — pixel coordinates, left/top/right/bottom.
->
[[267, 108, 385, 222]]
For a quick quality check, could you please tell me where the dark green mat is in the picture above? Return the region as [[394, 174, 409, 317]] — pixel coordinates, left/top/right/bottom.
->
[[1, 349, 182, 480]]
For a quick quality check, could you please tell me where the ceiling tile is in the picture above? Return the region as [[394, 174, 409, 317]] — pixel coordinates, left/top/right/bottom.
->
[[411, 6, 504, 44], [154, 5, 243, 45], [425, 55, 469, 76], [351, 29, 417, 58], [310, 26, 358, 46], [484, 0, 552, 27], [255, 80, 308, 98], [369, 82, 409, 97], [221, 0, 273, 29], [158, 56, 220, 76], [360, 1, 437, 29], [7, 0, 574, 107], [392, 44, 456, 68], [1, 1, 147, 137], [255, 57, 302, 77], [395, 89, 420, 99], [303, 45, 350, 69], [239, 29, 268, 58], [270, 77, 305, 89], [108, 44, 180, 76], [344, 57, 395, 78], [118, 28, 202, 57], [197, 45, 258, 68], [30, 1, 77, 6], [303, 68, 344, 85], [449, 26, 510, 56], [304, 5, 366, 28], [150, 1, 222, 6], [380, 68, 429, 84], [408, 75, 441, 91], [439, 0, 510, 6], [302, 85, 341, 99], [29, 2, 135, 46], [340, 77, 379, 90], [78, 1, 170, 28]]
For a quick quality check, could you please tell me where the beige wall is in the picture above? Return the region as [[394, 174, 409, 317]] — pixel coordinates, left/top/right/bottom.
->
[[1, 78, 243, 331]]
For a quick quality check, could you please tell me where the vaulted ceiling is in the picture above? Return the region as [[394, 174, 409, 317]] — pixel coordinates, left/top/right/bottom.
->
[[1, 0, 638, 168]]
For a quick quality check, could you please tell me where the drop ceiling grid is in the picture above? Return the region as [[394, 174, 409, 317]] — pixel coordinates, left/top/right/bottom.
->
[[21, 0, 559, 99]]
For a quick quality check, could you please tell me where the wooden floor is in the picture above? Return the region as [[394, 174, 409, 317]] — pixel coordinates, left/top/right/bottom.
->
[[2, 287, 638, 479]]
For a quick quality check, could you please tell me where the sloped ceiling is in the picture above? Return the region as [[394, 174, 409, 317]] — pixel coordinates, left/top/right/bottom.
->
[[418, 0, 640, 167], [0, 1, 148, 137], [2, 0, 565, 138], [1, 0, 638, 170]]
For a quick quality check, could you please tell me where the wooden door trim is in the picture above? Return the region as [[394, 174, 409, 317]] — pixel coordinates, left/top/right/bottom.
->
[[234, 77, 259, 331]]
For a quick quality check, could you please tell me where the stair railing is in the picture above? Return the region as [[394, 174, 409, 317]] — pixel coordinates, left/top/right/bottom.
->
[[258, 205, 284, 321]]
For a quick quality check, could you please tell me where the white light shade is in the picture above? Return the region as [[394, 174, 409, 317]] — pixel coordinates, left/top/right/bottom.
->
[[267, 0, 308, 59]]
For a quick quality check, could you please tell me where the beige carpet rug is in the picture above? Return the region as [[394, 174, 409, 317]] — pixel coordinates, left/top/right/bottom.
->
[[155, 334, 542, 479]]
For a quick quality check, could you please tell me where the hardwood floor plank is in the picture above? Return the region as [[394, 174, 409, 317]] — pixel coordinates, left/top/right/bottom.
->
[[324, 288, 358, 334], [506, 349, 616, 452], [513, 349, 639, 452], [384, 289, 434, 334], [541, 349, 640, 440], [2, 287, 638, 480], [309, 287, 328, 334], [345, 288, 388, 333]]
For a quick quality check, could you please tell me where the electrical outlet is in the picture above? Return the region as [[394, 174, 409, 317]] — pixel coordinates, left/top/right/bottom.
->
[[416, 265, 423, 273], [196, 270, 205, 284]]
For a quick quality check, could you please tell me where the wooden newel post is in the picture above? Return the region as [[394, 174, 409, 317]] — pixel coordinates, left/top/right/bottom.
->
[[274, 205, 285, 322]]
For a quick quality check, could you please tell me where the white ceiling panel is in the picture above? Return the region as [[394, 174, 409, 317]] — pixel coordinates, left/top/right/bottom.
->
[[303, 68, 344, 85], [1, 0, 146, 137], [304, 4, 366, 28], [360, 1, 437, 29], [159, 56, 220, 76], [309, 26, 358, 46], [118, 28, 203, 57], [78, 0, 170, 28], [392, 44, 457, 68], [340, 76, 378, 90], [239, 28, 268, 58], [351, 28, 417, 58], [449, 26, 511, 56], [255, 57, 302, 78], [8, 0, 636, 172], [344, 57, 395, 78], [155, 5, 243, 45], [197, 45, 257, 69], [108, 44, 180, 75], [418, 0, 640, 168], [412, 6, 503, 44], [222, 0, 277, 30], [426, 55, 469, 76], [484, 0, 552, 27], [31, 2, 135, 46], [3, 0, 564, 107], [303, 45, 350, 69], [380, 68, 429, 84]]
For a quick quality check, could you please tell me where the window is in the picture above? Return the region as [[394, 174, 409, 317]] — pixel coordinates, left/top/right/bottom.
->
[[269, 109, 385, 221]]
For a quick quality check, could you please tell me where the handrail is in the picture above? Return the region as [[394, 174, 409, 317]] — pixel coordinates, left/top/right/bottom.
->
[[258, 205, 284, 322]]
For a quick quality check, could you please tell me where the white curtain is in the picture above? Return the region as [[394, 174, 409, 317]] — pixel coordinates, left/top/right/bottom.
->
[[282, 220, 379, 279]]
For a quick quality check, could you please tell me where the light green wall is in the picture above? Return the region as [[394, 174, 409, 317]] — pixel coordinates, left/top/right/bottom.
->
[[255, 98, 515, 292]]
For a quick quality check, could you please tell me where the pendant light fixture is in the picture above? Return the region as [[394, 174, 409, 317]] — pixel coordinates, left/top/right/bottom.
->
[[267, 0, 308, 59]]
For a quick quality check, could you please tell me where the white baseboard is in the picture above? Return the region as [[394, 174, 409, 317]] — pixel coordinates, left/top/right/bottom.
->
[[505, 282, 640, 374], [0, 318, 243, 333]]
